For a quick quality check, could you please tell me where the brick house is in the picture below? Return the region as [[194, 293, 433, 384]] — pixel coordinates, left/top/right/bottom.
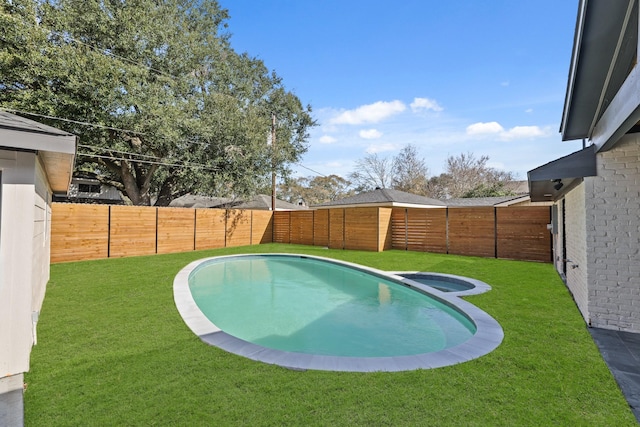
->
[[528, 0, 640, 331]]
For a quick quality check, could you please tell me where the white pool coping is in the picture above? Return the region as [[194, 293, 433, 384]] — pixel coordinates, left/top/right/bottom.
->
[[173, 254, 504, 372]]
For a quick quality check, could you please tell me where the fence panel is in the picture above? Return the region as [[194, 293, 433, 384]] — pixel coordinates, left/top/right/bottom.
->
[[157, 208, 195, 254], [195, 209, 226, 250], [272, 211, 291, 243], [109, 205, 157, 258], [448, 207, 495, 258], [225, 209, 252, 247], [313, 209, 329, 246], [497, 206, 551, 262], [344, 207, 379, 251], [391, 208, 407, 249], [51, 203, 109, 262], [290, 211, 314, 245], [407, 208, 448, 253], [251, 210, 273, 244], [328, 209, 344, 249]]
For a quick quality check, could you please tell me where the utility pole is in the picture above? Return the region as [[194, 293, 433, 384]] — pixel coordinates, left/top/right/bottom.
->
[[271, 113, 276, 211]]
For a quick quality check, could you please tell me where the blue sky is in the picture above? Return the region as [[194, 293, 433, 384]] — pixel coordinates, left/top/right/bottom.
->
[[219, 0, 582, 180]]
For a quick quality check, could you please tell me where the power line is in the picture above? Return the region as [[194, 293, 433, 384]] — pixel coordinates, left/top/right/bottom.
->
[[0, 107, 145, 135], [77, 152, 218, 170], [5, 106, 319, 175], [1, 107, 210, 147], [8, 14, 182, 81], [78, 144, 218, 169], [49, 29, 172, 79], [78, 144, 164, 160], [296, 163, 326, 177]]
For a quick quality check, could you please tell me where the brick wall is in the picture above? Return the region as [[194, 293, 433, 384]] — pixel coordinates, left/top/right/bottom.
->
[[587, 135, 640, 331], [562, 182, 590, 321]]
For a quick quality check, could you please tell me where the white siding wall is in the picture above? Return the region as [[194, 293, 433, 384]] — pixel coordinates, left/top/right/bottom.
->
[[587, 135, 640, 331], [0, 150, 37, 376], [0, 152, 53, 377], [563, 182, 590, 322], [32, 158, 52, 316]]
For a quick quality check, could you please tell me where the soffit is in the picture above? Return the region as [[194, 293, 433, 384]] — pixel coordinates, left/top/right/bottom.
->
[[527, 146, 597, 202]]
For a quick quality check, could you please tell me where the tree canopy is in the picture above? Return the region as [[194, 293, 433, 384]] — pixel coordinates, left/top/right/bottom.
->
[[346, 148, 515, 199], [279, 174, 353, 206], [0, 0, 315, 205], [348, 153, 393, 192], [391, 144, 429, 194], [427, 152, 516, 199]]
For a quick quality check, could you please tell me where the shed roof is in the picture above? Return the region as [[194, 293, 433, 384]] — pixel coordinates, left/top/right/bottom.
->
[[313, 188, 445, 208], [0, 111, 76, 193]]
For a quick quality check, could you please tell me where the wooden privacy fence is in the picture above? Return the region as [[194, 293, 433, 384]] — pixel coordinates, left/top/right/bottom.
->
[[274, 206, 552, 262], [51, 203, 551, 263], [51, 203, 272, 263], [391, 206, 552, 262], [273, 207, 393, 251]]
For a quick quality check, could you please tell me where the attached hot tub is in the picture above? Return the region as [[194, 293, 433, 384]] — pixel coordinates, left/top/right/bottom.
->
[[392, 272, 492, 296]]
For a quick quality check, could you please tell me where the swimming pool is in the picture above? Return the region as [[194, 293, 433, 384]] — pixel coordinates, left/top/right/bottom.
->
[[173, 254, 503, 372]]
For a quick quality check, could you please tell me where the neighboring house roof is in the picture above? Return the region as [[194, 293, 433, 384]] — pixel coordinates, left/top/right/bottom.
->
[[169, 194, 306, 210], [445, 195, 531, 207], [234, 194, 307, 211], [169, 194, 233, 209], [313, 188, 445, 208], [0, 111, 76, 193]]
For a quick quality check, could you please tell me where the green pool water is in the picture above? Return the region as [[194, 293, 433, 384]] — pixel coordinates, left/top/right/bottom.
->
[[188, 255, 476, 358]]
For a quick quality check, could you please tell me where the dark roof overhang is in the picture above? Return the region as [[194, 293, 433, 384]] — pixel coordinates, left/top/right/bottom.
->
[[527, 145, 597, 202], [560, 0, 638, 143]]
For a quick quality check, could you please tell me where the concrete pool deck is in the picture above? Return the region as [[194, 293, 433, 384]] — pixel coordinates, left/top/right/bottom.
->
[[173, 254, 504, 372]]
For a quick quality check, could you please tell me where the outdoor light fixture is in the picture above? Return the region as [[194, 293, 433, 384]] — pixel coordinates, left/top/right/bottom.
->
[[553, 179, 563, 191]]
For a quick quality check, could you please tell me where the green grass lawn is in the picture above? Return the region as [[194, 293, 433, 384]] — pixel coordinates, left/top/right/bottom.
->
[[25, 244, 636, 426]]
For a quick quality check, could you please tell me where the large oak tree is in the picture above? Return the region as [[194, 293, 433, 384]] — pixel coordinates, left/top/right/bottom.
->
[[1, 0, 315, 205]]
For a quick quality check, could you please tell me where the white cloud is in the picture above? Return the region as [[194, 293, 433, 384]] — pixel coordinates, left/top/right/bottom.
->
[[500, 125, 547, 140], [359, 129, 382, 139], [365, 143, 399, 154], [466, 121, 505, 135], [525, 108, 533, 113], [319, 135, 337, 144], [501, 81, 510, 87], [466, 121, 549, 141], [410, 97, 443, 112], [330, 100, 406, 125]]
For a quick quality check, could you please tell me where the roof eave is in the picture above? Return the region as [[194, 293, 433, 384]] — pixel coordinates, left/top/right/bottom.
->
[[560, 0, 635, 142], [527, 145, 597, 202]]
